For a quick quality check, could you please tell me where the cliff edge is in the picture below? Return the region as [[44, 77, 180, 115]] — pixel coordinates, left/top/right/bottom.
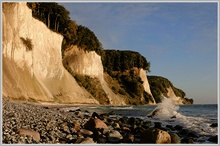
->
[[2, 2, 99, 104]]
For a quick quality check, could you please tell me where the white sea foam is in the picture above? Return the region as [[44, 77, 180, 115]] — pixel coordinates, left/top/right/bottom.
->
[[146, 98, 218, 137], [148, 98, 179, 120]]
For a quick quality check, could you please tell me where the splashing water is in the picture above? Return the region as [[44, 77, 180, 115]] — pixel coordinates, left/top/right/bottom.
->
[[148, 98, 180, 120]]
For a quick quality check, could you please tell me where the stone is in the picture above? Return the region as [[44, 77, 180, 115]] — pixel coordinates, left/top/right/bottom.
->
[[107, 130, 123, 143], [140, 128, 171, 144], [80, 129, 93, 136], [174, 125, 183, 131], [16, 128, 40, 142], [181, 137, 194, 143], [75, 137, 96, 144], [207, 135, 218, 143], [187, 131, 199, 138], [210, 123, 218, 127], [112, 122, 120, 129], [169, 132, 181, 144], [122, 133, 135, 143], [84, 117, 108, 132], [154, 122, 162, 128]]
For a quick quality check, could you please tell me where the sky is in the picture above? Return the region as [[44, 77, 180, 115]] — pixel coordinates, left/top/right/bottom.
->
[[59, 1, 218, 104]]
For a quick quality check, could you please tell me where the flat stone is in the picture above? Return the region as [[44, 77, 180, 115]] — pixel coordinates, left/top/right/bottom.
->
[[16, 128, 40, 142]]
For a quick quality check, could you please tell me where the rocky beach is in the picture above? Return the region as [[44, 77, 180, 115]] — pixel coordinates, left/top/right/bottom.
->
[[2, 100, 218, 144]]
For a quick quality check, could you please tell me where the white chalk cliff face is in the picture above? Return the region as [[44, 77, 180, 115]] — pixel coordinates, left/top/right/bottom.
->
[[2, 2, 99, 104], [161, 87, 185, 104], [63, 46, 104, 80], [138, 69, 156, 104], [63, 46, 126, 105]]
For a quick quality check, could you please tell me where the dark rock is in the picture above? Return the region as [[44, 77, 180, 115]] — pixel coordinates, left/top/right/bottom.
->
[[128, 117, 136, 125], [85, 110, 90, 113], [169, 132, 181, 144], [154, 122, 162, 128], [166, 125, 175, 131], [207, 135, 218, 143], [143, 120, 152, 127], [92, 112, 100, 119], [210, 123, 218, 127], [174, 125, 183, 131], [181, 137, 194, 143], [108, 111, 116, 115], [187, 131, 199, 138], [122, 133, 135, 143], [179, 129, 190, 135], [95, 135, 107, 143], [84, 117, 108, 132]]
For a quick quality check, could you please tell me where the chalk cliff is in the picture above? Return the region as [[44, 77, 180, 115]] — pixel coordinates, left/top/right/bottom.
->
[[137, 69, 156, 104], [161, 87, 188, 104], [2, 2, 99, 104], [63, 46, 126, 105]]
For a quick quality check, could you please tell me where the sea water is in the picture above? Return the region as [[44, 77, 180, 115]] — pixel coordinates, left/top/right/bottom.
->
[[63, 99, 218, 143]]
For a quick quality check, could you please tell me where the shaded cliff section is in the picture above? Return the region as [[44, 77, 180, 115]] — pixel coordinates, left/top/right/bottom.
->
[[2, 2, 99, 104]]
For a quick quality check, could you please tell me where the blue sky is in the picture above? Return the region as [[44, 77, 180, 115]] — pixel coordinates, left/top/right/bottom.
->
[[59, 2, 218, 104]]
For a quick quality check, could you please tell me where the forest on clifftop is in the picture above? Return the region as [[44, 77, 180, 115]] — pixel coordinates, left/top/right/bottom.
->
[[27, 2, 193, 105]]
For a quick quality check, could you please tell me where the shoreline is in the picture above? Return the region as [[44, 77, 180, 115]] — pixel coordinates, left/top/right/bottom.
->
[[2, 100, 217, 144]]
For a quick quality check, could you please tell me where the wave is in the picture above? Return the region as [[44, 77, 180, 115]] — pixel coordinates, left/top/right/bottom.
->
[[145, 98, 217, 136]]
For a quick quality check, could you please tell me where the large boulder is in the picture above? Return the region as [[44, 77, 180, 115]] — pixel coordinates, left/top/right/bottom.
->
[[83, 117, 108, 132], [140, 128, 171, 144]]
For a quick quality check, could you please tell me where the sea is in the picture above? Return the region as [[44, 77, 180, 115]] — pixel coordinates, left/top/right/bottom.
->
[[63, 98, 218, 144]]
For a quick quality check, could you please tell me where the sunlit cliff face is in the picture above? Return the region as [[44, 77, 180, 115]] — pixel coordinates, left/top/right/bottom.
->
[[2, 2, 99, 104]]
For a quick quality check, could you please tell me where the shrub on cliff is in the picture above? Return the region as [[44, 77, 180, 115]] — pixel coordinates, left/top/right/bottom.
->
[[27, 2, 103, 54], [148, 75, 187, 102], [101, 50, 151, 73]]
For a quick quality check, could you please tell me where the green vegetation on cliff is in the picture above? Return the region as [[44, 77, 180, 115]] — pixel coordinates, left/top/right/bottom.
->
[[100, 50, 153, 105], [101, 50, 150, 73], [148, 76, 193, 104], [27, 2, 103, 54]]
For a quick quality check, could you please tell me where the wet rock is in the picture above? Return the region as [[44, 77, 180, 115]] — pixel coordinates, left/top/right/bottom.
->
[[210, 123, 218, 127], [96, 135, 107, 143], [92, 112, 100, 119], [169, 132, 181, 144], [108, 111, 116, 115], [179, 129, 190, 135], [174, 125, 183, 131], [166, 125, 175, 131], [142, 120, 152, 128], [122, 133, 135, 143], [128, 117, 136, 125], [154, 122, 162, 128], [187, 131, 199, 138], [181, 137, 194, 143], [107, 130, 123, 143], [140, 128, 171, 144], [207, 135, 218, 143]]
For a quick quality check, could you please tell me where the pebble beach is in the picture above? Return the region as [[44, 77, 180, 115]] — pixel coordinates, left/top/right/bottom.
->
[[2, 100, 218, 144]]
